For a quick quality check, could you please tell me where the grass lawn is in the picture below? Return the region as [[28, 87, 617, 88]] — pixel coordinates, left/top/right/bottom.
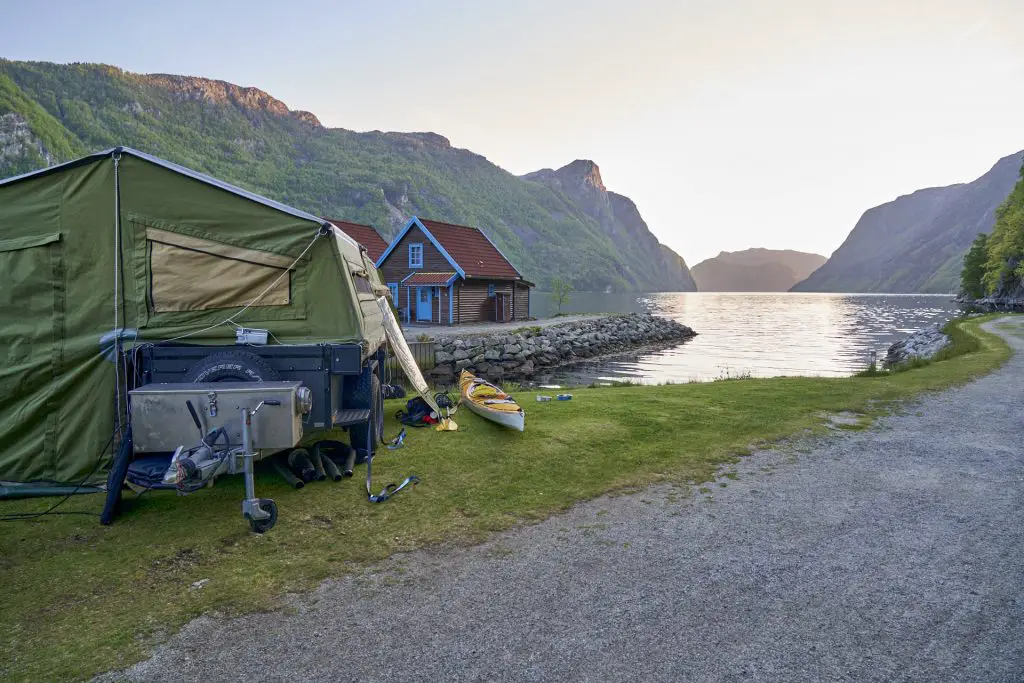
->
[[0, 316, 1014, 681]]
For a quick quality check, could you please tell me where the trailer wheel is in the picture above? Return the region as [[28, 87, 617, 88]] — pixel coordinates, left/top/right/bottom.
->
[[350, 373, 383, 458], [185, 350, 280, 383], [246, 499, 278, 533]]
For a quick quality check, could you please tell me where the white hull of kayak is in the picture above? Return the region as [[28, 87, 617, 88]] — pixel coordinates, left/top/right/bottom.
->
[[463, 398, 525, 431]]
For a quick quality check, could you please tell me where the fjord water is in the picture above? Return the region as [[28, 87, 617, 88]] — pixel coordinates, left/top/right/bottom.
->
[[533, 292, 958, 384]]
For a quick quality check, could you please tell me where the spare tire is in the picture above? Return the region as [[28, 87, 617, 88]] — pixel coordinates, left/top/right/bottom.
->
[[185, 350, 280, 383]]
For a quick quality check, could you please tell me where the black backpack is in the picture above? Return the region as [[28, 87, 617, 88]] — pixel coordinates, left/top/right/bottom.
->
[[396, 397, 434, 427]]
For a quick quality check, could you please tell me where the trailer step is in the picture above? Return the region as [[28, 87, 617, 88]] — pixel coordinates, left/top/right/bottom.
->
[[332, 408, 371, 427]]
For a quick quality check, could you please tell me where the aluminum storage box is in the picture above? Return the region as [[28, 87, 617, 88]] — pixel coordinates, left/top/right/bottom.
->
[[129, 381, 305, 453]]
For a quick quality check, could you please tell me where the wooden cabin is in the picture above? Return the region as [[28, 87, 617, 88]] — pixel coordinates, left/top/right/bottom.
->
[[376, 217, 534, 325], [324, 218, 389, 262]]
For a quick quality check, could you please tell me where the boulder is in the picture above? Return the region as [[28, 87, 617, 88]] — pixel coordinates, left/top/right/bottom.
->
[[884, 325, 950, 367]]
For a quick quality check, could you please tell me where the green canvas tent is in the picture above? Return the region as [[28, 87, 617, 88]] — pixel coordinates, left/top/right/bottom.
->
[[0, 147, 388, 486]]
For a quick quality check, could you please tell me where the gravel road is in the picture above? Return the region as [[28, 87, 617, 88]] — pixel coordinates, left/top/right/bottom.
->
[[102, 318, 1024, 682]]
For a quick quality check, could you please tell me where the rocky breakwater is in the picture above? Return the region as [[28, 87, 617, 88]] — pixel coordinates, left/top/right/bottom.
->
[[429, 313, 696, 381], [884, 324, 950, 368]]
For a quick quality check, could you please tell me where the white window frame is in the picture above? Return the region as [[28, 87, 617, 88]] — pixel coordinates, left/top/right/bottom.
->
[[409, 242, 423, 269]]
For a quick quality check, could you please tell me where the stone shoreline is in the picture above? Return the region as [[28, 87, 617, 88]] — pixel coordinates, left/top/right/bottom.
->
[[428, 313, 696, 381], [884, 324, 951, 367], [960, 296, 1024, 313]]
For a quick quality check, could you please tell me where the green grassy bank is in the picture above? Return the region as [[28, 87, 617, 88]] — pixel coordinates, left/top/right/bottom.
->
[[0, 316, 1014, 681]]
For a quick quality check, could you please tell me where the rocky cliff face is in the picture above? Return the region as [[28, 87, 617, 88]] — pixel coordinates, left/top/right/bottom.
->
[[0, 60, 693, 293], [144, 74, 322, 126], [792, 152, 1024, 293], [521, 160, 696, 291], [0, 112, 53, 169], [691, 248, 826, 292]]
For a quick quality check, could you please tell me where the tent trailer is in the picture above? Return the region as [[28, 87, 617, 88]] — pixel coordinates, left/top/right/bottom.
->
[[0, 147, 392, 527]]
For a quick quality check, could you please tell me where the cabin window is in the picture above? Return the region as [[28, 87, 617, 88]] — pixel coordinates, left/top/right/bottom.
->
[[388, 283, 399, 301], [146, 228, 292, 312], [487, 284, 495, 297], [409, 243, 423, 269]]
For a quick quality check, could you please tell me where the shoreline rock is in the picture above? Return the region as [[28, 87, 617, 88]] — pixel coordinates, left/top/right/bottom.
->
[[427, 313, 696, 381], [958, 296, 1024, 313], [884, 324, 950, 368]]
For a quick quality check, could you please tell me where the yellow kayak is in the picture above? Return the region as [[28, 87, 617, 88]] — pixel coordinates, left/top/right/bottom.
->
[[459, 370, 525, 431]]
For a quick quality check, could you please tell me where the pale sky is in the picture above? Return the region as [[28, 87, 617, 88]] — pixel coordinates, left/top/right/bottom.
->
[[3, 0, 1023, 264]]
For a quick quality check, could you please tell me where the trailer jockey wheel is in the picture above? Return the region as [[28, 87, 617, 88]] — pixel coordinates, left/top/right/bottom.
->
[[245, 498, 278, 533]]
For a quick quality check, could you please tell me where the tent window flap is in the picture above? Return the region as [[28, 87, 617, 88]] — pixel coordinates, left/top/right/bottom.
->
[[147, 229, 291, 313]]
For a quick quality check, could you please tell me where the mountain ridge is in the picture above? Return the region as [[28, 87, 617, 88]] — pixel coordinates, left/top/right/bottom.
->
[[521, 160, 697, 291], [792, 151, 1024, 293], [0, 59, 696, 293]]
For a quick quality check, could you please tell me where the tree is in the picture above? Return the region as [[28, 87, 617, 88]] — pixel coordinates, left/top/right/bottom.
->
[[982, 161, 1024, 296], [959, 232, 989, 300], [548, 277, 573, 314]]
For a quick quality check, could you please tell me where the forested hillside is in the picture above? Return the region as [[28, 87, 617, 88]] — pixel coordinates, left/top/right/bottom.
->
[[0, 60, 696, 292], [961, 160, 1024, 302]]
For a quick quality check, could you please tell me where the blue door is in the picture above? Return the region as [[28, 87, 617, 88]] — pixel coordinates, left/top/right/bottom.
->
[[416, 286, 433, 321]]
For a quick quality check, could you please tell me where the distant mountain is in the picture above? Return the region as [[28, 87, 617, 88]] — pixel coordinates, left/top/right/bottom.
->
[[792, 151, 1024, 293], [521, 160, 696, 292], [0, 59, 696, 292], [690, 248, 826, 292]]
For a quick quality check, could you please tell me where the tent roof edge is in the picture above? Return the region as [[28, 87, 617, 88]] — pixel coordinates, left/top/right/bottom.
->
[[0, 146, 331, 229]]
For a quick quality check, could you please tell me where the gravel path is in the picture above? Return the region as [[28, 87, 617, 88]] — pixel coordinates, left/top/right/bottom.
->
[[103, 318, 1024, 683]]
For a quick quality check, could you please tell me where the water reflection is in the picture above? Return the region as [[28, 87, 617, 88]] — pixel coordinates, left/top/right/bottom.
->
[[534, 292, 957, 384]]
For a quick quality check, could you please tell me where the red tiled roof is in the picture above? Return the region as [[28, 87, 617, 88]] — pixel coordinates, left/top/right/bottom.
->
[[419, 218, 522, 280], [325, 218, 388, 262], [402, 271, 458, 286]]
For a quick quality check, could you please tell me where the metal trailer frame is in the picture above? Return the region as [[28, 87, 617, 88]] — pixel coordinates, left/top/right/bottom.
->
[[99, 342, 386, 526], [135, 343, 385, 434]]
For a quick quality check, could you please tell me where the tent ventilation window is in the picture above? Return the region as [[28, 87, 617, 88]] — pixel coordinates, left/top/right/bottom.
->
[[147, 228, 295, 313], [353, 274, 374, 295]]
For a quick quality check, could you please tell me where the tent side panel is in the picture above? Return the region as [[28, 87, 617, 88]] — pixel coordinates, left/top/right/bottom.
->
[[0, 159, 118, 483], [118, 157, 361, 344]]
